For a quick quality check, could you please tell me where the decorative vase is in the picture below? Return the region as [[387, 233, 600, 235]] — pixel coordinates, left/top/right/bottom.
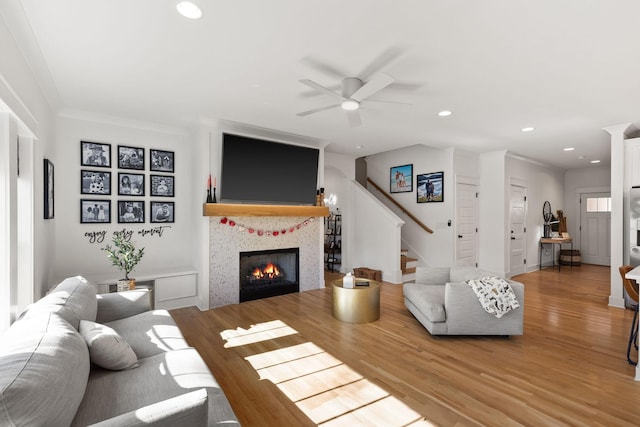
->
[[116, 278, 136, 292]]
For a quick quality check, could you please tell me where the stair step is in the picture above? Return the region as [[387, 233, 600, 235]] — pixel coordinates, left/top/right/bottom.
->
[[402, 272, 416, 283], [402, 266, 416, 275]]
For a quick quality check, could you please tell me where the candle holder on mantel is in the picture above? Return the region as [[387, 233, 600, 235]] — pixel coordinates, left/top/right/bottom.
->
[[211, 187, 217, 203]]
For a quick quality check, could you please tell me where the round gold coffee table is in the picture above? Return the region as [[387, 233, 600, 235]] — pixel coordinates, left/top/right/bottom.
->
[[332, 278, 381, 323]]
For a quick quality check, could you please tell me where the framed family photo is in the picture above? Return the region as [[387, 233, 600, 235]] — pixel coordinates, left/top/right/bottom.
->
[[150, 149, 174, 173], [44, 159, 54, 219], [150, 175, 174, 197], [417, 171, 444, 203], [118, 201, 145, 223], [81, 200, 111, 223], [118, 172, 145, 196], [81, 170, 111, 195], [390, 164, 413, 193], [118, 145, 145, 170], [81, 141, 111, 168], [151, 201, 174, 223]]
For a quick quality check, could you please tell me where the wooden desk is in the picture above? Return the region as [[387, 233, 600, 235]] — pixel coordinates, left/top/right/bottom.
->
[[625, 265, 640, 282], [539, 237, 573, 272]]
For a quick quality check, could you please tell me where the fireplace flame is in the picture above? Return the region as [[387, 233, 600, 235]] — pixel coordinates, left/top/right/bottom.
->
[[251, 262, 281, 280]]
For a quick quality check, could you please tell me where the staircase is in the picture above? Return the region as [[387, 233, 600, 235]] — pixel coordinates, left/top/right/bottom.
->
[[401, 249, 418, 283]]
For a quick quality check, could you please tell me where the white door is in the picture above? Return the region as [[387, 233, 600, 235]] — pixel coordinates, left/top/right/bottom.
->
[[509, 184, 527, 276], [580, 193, 611, 265], [456, 182, 478, 267]]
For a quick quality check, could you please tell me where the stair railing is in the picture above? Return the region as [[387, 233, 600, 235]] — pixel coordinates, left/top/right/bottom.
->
[[366, 177, 434, 234]]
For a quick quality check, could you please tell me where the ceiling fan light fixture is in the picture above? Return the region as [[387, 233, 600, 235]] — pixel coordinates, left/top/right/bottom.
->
[[176, 1, 203, 19], [341, 99, 360, 111]]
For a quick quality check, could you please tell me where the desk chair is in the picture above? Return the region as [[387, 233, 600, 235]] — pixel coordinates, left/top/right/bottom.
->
[[619, 265, 639, 365]]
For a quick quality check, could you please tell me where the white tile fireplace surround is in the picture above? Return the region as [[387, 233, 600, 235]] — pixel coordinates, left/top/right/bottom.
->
[[209, 216, 324, 307]]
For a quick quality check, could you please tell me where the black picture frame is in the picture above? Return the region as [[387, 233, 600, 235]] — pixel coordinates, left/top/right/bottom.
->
[[81, 170, 111, 195], [150, 149, 175, 173], [118, 200, 145, 223], [118, 145, 145, 170], [118, 172, 145, 196], [150, 201, 174, 223], [81, 141, 111, 168], [81, 199, 111, 223], [150, 174, 174, 197], [417, 171, 444, 203], [390, 164, 413, 193], [44, 159, 54, 219]]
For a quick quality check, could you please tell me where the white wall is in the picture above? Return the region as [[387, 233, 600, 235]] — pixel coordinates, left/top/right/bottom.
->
[[365, 144, 455, 267], [53, 113, 196, 284], [0, 11, 55, 301], [478, 151, 507, 274], [506, 154, 565, 273], [564, 166, 610, 250]]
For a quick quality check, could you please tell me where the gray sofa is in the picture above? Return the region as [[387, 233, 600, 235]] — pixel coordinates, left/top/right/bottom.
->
[[403, 266, 524, 336], [0, 276, 239, 426]]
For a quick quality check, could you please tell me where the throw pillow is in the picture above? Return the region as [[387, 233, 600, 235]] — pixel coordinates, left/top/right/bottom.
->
[[79, 320, 139, 370]]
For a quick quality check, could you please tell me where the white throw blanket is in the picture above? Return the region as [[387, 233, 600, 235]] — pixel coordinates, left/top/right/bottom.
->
[[466, 276, 520, 318]]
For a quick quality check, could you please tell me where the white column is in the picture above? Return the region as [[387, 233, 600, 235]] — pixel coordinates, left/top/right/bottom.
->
[[604, 123, 632, 309]]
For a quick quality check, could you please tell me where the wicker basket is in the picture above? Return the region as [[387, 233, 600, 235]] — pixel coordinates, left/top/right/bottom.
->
[[559, 249, 581, 266]]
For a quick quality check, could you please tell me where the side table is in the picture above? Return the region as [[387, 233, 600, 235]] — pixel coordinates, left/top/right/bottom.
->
[[332, 278, 380, 323]]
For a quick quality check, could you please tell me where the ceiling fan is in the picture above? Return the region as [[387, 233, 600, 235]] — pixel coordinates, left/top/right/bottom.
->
[[296, 73, 396, 127], [296, 47, 416, 127]]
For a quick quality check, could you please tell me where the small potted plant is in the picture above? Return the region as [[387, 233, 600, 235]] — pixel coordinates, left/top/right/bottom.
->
[[102, 234, 145, 291]]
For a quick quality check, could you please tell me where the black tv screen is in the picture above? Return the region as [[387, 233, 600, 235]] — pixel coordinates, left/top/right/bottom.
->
[[221, 133, 319, 205]]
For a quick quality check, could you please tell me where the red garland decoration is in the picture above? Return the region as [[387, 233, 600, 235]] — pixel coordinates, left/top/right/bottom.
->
[[219, 217, 314, 236]]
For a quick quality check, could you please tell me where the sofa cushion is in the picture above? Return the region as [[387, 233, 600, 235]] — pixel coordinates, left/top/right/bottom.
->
[[79, 320, 139, 370], [0, 312, 90, 427], [19, 276, 98, 330], [106, 309, 190, 359], [449, 266, 496, 283], [73, 348, 239, 426], [403, 284, 446, 323], [414, 266, 450, 286]]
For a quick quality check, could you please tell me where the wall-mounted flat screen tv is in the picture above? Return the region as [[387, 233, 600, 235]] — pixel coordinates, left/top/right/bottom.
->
[[220, 133, 319, 205]]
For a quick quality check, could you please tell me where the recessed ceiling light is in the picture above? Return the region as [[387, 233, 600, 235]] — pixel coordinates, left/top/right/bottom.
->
[[354, 145, 363, 149], [578, 156, 584, 159], [341, 99, 359, 111], [438, 110, 452, 117], [176, 1, 203, 19], [521, 127, 535, 132], [591, 160, 601, 164], [563, 147, 575, 151]]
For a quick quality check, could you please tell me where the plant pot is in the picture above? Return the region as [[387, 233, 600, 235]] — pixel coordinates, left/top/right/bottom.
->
[[116, 278, 136, 292]]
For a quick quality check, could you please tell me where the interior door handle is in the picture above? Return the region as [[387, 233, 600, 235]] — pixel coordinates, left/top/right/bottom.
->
[[511, 237, 516, 240], [458, 235, 463, 238]]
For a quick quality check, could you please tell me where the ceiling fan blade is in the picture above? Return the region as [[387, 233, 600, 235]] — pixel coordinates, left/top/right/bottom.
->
[[301, 57, 348, 80], [351, 73, 394, 102], [347, 110, 361, 127], [299, 84, 341, 98], [364, 99, 413, 110], [358, 46, 405, 81], [296, 104, 341, 117], [299, 79, 345, 101]]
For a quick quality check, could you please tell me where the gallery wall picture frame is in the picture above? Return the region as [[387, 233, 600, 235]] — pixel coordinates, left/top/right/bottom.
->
[[81, 170, 111, 195], [81, 141, 111, 168], [150, 174, 174, 197], [118, 172, 145, 196], [417, 171, 444, 203], [44, 159, 54, 219], [81, 199, 111, 223], [118, 200, 145, 223], [117, 145, 145, 170], [150, 149, 175, 173], [390, 164, 413, 193], [150, 201, 175, 223]]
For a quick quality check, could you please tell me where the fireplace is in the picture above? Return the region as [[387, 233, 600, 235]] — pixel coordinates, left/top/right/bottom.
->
[[239, 248, 300, 302]]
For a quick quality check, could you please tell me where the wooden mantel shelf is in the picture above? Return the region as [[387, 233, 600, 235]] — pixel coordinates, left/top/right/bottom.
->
[[203, 203, 329, 217]]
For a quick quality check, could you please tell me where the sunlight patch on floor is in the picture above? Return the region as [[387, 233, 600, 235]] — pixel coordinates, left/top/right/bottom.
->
[[220, 320, 298, 348], [227, 324, 435, 426]]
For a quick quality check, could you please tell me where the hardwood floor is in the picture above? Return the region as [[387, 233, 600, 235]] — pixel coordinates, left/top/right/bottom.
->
[[171, 265, 640, 426]]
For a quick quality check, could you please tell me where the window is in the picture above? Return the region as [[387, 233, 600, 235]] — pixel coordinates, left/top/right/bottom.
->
[[586, 197, 611, 213]]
